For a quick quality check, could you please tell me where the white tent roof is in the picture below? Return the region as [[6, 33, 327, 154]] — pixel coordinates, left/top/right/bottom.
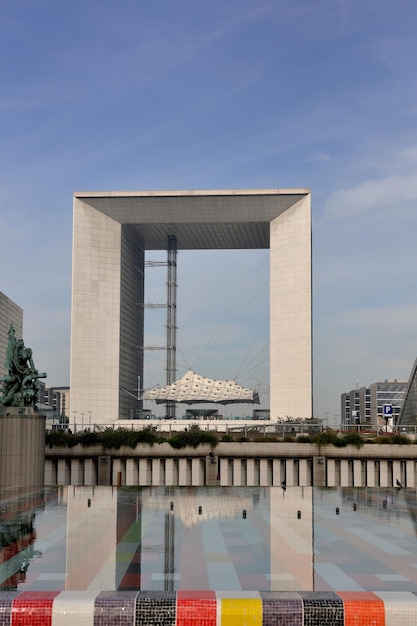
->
[[141, 370, 259, 405]]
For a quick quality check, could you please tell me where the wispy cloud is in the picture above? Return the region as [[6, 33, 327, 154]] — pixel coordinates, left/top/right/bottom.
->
[[325, 169, 417, 218]]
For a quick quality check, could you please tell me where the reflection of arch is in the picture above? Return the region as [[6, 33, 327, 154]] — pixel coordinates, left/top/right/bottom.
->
[[147, 488, 253, 528], [71, 189, 312, 424], [399, 356, 417, 424]]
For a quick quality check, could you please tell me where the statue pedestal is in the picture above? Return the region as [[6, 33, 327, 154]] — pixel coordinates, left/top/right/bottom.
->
[[0, 409, 45, 491]]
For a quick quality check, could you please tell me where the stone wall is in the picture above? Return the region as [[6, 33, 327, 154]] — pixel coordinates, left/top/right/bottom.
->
[[44, 442, 417, 488]]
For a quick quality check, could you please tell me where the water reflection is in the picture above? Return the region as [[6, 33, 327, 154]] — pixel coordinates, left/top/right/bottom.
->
[[0, 489, 45, 590], [1, 486, 417, 593]]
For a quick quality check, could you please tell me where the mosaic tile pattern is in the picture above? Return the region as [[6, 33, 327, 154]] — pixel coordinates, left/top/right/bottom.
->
[[260, 591, 303, 626], [11, 590, 60, 626], [337, 591, 385, 626], [299, 591, 344, 626], [94, 590, 138, 626], [377, 592, 417, 626], [218, 591, 262, 626], [5, 590, 417, 624], [176, 590, 216, 626], [135, 591, 176, 626], [52, 591, 98, 626], [0, 591, 19, 626]]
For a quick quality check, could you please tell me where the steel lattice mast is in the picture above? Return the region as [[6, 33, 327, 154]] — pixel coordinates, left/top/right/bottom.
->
[[166, 235, 177, 418]]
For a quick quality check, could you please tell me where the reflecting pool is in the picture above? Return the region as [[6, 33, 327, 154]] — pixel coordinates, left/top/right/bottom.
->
[[1, 486, 417, 593]]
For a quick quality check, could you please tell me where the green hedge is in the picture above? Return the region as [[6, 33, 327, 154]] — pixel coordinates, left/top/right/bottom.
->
[[45, 426, 412, 450], [46, 426, 162, 449], [45, 425, 218, 450], [167, 427, 218, 449]]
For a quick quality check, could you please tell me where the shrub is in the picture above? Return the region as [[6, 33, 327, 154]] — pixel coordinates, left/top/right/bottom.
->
[[297, 435, 313, 443], [99, 427, 159, 449], [312, 430, 340, 447], [135, 427, 160, 446], [221, 434, 234, 442], [341, 431, 364, 449], [77, 430, 100, 447], [390, 434, 411, 445], [168, 426, 219, 449], [45, 430, 77, 448], [374, 435, 392, 444]]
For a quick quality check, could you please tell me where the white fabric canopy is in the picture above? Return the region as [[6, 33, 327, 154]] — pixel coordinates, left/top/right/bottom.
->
[[141, 370, 259, 405]]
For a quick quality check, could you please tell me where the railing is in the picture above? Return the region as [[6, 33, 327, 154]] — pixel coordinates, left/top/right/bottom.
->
[[47, 420, 417, 438]]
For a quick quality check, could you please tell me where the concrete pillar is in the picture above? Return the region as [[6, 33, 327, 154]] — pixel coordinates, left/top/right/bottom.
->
[[70, 459, 84, 485], [44, 459, 57, 486], [246, 459, 256, 486], [340, 460, 350, 486], [139, 459, 152, 486], [233, 459, 244, 486], [353, 460, 363, 486], [112, 459, 125, 486], [57, 459, 70, 485], [259, 459, 270, 486], [313, 457, 326, 487], [379, 461, 389, 487], [285, 460, 295, 487], [84, 458, 96, 485], [97, 456, 111, 486], [126, 459, 138, 486], [299, 459, 311, 486], [178, 459, 191, 487], [272, 459, 285, 486], [326, 459, 336, 487], [219, 458, 230, 486], [165, 458, 175, 486], [406, 460, 415, 487], [151, 459, 162, 486], [366, 461, 376, 487], [392, 460, 402, 487], [191, 458, 204, 486]]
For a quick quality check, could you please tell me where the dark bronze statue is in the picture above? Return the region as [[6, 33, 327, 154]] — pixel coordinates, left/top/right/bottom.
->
[[0, 324, 46, 409]]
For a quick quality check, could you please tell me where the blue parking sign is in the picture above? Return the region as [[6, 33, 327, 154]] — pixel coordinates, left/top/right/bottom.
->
[[383, 404, 393, 416]]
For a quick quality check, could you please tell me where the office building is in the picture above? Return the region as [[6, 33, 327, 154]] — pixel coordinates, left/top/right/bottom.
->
[[341, 380, 407, 428], [0, 292, 23, 378]]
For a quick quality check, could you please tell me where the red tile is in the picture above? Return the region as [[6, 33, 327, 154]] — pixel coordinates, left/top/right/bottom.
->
[[12, 591, 60, 626], [177, 590, 217, 626]]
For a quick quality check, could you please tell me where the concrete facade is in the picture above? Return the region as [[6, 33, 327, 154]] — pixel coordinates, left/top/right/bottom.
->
[[0, 292, 23, 379], [44, 442, 417, 489], [71, 189, 312, 424], [0, 412, 45, 490]]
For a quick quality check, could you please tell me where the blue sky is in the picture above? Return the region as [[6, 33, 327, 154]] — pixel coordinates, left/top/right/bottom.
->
[[1, 0, 417, 423]]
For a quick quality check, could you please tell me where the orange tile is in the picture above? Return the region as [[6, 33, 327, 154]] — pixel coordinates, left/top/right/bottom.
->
[[337, 591, 385, 626]]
